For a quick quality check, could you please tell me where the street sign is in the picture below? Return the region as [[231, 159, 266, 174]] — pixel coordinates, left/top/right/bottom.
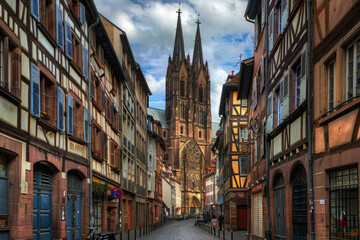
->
[[111, 187, 123, 199]]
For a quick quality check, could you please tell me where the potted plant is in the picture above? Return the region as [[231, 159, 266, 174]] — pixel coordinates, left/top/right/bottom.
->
[[40, 111, 50, 121]]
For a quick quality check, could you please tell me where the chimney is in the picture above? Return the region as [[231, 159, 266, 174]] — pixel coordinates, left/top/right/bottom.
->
[[231, 71, 234, 76]]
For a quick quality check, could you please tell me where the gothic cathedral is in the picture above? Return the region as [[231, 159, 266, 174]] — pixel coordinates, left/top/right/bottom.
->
[[165, 8, 212, 216]]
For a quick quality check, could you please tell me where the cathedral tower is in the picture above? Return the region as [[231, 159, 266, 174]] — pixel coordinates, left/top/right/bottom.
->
[[165, 7, 212, 216]]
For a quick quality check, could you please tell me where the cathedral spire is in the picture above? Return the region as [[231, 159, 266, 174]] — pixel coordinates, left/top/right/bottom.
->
[[173, 3, 185, 65], [192, 14, 203, 67]]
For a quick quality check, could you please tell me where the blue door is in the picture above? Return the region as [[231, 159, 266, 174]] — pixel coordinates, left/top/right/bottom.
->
[[66, 172, 82, 240], [33, 165, 52, 240], [0, 156, 9, 239]]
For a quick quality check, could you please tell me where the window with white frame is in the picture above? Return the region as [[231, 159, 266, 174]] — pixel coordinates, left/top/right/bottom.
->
[[328, 60, 336, 110], [239, 127, 248, 140], [346, 40, 360, 99]]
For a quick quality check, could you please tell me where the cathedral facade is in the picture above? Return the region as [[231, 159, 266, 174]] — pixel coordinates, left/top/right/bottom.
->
[[165, 8, 212, 216]]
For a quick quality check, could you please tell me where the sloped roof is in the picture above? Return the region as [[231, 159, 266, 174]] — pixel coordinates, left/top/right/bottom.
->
[[211, 122, 220, 139], [147, 108, 168, 129]]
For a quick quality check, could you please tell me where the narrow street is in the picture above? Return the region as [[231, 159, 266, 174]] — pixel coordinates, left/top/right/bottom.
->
[[140, 219, 218, 240]]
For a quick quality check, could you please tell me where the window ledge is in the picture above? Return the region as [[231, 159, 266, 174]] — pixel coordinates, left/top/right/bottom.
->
[[38, 118, 58, 132], [318, 97, 360, 126], [0, 87, 21, 105], [68, 135, 86, 145], [92, 153, 104, 163]]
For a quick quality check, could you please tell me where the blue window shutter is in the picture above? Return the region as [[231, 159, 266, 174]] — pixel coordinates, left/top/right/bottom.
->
[[57, 87, 65, 132], [67, 95, 73, 135], [80, 3, 86, 25], [56, 5, 64, 49], [83, 108, 89, 142], [31, 0, 39, 21], [65, 22, 72, 59], [82, 45, 88, 79], [30, 63, 41, 118]]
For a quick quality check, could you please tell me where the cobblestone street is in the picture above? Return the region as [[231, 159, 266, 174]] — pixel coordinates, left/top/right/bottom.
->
[[140, 219, 219, 240]]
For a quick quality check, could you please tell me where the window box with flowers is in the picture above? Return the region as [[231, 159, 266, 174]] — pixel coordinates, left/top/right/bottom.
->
[[92, 149, 103, 162]]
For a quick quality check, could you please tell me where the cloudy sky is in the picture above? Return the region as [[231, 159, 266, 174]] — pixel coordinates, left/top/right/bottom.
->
[[94, 0, 254, 123]]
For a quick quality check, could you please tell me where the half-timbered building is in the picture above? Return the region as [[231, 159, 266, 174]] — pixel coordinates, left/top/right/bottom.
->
[[0, 0, 97, 239], [246, 0, 310, 239], [215, 69, 251, 230], [312, 1, 360, 239]]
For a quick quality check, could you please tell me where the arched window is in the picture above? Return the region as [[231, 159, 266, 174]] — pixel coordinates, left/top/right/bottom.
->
[[199, 131, 202, 138], [180, 80, 185, 97], [199, 84, 203, 102]]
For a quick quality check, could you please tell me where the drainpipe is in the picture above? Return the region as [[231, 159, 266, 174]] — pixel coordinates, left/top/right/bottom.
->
[[307, 0, 315, 239], [145, 94, 149, 234], [264, 0, 271, 239], [88, 17, 99, 228]]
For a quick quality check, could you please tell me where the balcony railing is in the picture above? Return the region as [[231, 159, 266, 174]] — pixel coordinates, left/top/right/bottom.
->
[[136, 184, 146, 197]]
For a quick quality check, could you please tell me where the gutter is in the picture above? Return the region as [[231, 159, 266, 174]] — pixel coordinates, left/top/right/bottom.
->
[[307, 0, 315, 239], [88, 16, 99, 228], [264, 0, 271, 239]]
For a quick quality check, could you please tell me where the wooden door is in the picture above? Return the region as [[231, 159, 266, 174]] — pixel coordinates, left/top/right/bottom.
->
[[237, 206, 247, 230]]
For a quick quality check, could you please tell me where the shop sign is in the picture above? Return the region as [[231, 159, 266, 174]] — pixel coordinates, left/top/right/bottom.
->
[[251, 183, 262, 193]]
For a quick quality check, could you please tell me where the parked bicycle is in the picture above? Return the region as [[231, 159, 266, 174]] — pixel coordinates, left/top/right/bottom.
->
[[86, 227, 116, 240]]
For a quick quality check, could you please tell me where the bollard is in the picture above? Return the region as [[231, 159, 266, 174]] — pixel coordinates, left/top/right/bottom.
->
[[128, 229, 130, 240], [120, 231, 122, 240], [231, 230, 233, 240], [211, 226, 212, 234], [140, 228, 142, 237], [218, 228, 220, 238], [135, 228, 137, 240], [222, 229, 225, 240]]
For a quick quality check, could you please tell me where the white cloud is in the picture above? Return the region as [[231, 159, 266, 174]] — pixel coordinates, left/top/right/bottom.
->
[[94, 0, 253, 123]]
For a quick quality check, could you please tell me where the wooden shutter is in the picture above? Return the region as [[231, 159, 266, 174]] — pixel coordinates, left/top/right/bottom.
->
[[260, 56, 264, 92], [269, 9, 274, 51], [110, 142, 115, 166], [300, 45, 307, 104], [82, 45, 88, 79], [57, 86, 65, 132], [280, 0, 288, 33], [67, 95, 73, 135], [11, 48, 21, 97], [31, 0, 39, 21], [252, 77, 258, 109], [101, 90, 105, 109], [30, 63, 41, 118], [79, 3, 86, 25], [99, 47, 104, 65], [84, 108, 89, 142], [266, 91, 273, 134], [56, 5, 64, 49], [65, 22, 72, 59], [282, 73, 289, 120]]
